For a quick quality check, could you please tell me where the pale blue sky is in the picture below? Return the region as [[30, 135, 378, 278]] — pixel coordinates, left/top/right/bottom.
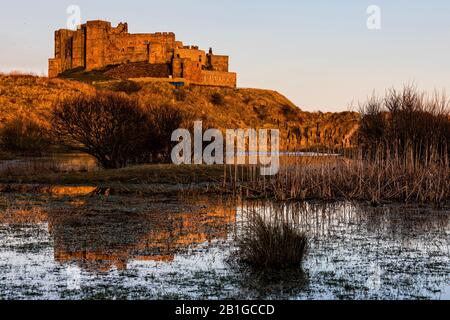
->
[[1, 0, 449, 111]]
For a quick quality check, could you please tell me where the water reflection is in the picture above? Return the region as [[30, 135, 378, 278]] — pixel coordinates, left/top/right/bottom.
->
[[0, 194, 448, 300], [48, 204, 236, 273], [0, 153, 98, 174]]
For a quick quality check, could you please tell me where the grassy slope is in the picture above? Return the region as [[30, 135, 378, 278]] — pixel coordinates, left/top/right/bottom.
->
[[132, 82, 359, 148], [0, 74, 359, 149], [0, 74, 95, 125]]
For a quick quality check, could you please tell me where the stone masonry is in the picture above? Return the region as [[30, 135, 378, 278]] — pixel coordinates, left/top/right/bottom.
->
[[48, 20, 237, 87]]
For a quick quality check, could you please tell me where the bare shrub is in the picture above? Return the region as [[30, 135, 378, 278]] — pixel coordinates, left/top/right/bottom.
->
[[358, 86, 450, 163], [0, 115, 50, 156], [52, 92, 152, 169], [145, 103, 190, 162]]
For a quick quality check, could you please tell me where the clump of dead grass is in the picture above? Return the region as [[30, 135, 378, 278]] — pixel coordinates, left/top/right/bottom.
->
[[234, 211, 307, 270]]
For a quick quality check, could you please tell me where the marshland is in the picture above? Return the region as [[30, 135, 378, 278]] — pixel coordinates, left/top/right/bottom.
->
[[0, 74, 449, 300]]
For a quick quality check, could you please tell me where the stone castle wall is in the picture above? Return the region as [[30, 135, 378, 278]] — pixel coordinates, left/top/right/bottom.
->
[[49, 20, 237, 88], [198, 71, 237, 87]]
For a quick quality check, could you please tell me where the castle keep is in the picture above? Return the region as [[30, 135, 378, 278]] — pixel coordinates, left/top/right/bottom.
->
[[48, 20, 237, 87]]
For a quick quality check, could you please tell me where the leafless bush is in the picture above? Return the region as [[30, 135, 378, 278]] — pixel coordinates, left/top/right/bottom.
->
[[145, 103, 190, 162], [0, 115, 50, 156], [52, 92, 189, 168], [52, 92, 152, 169], [358, 86, 450, 163]]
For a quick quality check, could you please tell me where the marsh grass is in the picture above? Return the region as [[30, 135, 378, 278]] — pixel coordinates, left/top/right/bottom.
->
[[234, 209, 307, 270], [229, 152, 449, 206]]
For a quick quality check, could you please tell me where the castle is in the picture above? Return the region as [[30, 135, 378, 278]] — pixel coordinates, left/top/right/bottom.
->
[[48, 20, 237, 87]]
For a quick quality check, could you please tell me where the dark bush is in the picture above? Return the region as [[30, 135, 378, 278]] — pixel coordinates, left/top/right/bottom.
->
[[53, 92, 152, 169], [111, 80, 142, 94], [210, 92, 225, 106], [0, 116, 50, 156], [174, 88, 188, 102], [281, 104, 296, 117], [145, 104, 190, 162]]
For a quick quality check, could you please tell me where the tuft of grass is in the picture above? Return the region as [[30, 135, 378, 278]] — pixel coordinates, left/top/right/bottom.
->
[[235, 212, 307, 270]]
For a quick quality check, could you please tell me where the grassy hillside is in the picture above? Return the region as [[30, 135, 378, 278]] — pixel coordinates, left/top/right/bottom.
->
[[0, 74, 95, 125], [0, 74, 359, 150]]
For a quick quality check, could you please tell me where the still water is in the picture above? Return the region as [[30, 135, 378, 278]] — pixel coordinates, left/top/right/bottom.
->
[[0, 153, 98, 174], [0, 191, 448, 300]]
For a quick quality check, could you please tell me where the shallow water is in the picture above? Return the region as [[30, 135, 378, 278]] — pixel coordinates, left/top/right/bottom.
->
[[0, 153, 98, 174], [0, 193, 448, 300]]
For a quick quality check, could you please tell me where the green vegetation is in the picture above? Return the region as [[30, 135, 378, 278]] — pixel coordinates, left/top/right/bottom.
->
[[110, 80, 142, 94], [58, 66, 116, 83]]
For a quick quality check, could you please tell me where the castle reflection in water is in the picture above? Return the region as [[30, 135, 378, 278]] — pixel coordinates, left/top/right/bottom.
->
[[0, 190, 236, 273]]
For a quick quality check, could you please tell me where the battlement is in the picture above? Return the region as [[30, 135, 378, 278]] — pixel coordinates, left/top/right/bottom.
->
[[154, 32, 176, 37], [48, 20, 236, 88], [182, 45, 199, 50]]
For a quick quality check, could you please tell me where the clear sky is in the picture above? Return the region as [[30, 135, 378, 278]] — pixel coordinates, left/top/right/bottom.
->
[[0, 0, 449, 111]]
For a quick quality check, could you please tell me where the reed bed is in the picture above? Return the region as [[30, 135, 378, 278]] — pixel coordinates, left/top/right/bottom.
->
[[227, 150, 449, 206]]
